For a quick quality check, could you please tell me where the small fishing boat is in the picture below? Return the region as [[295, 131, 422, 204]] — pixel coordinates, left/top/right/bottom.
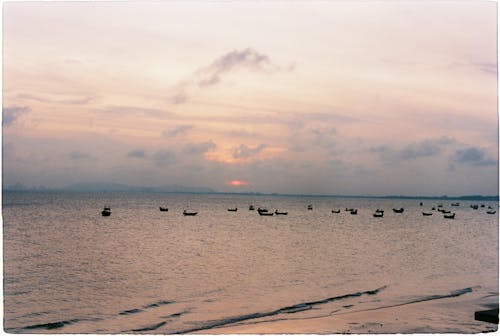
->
[[307, 204, 313, 210], [183, 210, 198, 216], [259, 211, 274, 216], [375, 209, 384, 214], [373, 212, 383, 218], [486, 210, 496, 215], [159, 207, 169, 212], [441, 210, 451, 214], [451, 203, 460, 206], [345, 208, 354, 212], [471, 205, 479, 210], [101, 206, 111, 216], [444, 213, 455, 219], [480, 204, 485, 208], [249, 205, 255, 211], [422, 212, 433, 216], [331, 209, 341, 213], [392, 208, 404, 213], [257, 207, 269, 213], [432, 207, 436, 210], [350, 209, 358, 215], [275, 210, 288, 215], [227, 208, 238, 212]]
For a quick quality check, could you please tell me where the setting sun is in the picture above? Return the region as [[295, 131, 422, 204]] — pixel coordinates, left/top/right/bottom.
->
[[226, 180, 249, 187]]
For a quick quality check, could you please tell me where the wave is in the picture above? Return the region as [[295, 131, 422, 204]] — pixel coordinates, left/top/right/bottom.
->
[[21, 317, 101, 331], [340, 286, 475, 315], [129, 321, 167, 332], [119, 308, 143, 315], [173, 286, 387, 334], [143, 300, 175, 309], [119, 299, 175, 316]]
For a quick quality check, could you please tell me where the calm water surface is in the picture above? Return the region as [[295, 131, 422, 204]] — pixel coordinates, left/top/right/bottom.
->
[[3, 191, 498, 333]]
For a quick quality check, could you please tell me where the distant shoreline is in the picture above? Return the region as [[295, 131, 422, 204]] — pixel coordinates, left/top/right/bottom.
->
[[2, 189, 498, 201]]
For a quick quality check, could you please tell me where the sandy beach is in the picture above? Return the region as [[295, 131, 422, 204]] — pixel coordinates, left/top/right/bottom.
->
[[203, 290, 498, 334]]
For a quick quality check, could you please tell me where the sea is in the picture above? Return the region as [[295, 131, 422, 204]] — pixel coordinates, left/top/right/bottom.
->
[[2, 191, 498, 333]]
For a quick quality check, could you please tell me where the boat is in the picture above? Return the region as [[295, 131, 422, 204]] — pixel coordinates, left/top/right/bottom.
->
[[451, 203, 460, 206], [275, 210, 288, 215], [345, 208, 354, 212], [350, 209, 358, 215], [392, 208, 404, 213], [441, 210, 451, 214], [375, 209, 384, 214], [307, 204, 313, 210], [487, 210, 496, 215], [471, 205, 479, 210], [101, 206, 111, 216], [249, 205, 255, 210], [183, 210, 198, 216], [259, 211, 274, 216], [373, 212, 383, 218], [159, 207, 169, 212], [257, 207, 268, 212], [444, 213, 455, 219], [227, 208, 238, 212], [480, 204, 485, 208], [422, 212, 433, 216], [331, 209, 341, 213]]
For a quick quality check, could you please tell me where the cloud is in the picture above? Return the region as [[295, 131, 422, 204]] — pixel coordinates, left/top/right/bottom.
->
[[183, 140, 216, 155], [98, 105, 175, 118], [152, 150, 176, 166], [3, 106, 30, 126], [162, 124, 193, 137], [169, 48, 287, 104], [170, 93, 189, 105], [373, 137, 455, 162], [311, 127, 337, 148], [475, 62, 497, 75], [195, 48, 280, 87], [127, 149, 147, 158], [66, 151, 97, 161], [17, 93, 95, 105], [453, 147, 497, 166], [232, 144, 267, 159]]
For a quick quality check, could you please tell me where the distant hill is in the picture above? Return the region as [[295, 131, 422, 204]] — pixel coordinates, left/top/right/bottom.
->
[[62, 182, 217, 193]]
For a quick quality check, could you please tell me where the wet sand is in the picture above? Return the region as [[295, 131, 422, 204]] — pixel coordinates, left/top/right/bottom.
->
[[202, 292, 498, 334]]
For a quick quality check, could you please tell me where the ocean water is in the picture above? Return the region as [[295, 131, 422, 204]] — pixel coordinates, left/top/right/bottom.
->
[[3, 191, 498, 333]]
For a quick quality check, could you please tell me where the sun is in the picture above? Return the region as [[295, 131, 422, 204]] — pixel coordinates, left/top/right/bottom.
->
[[226, 180, 249, 187]]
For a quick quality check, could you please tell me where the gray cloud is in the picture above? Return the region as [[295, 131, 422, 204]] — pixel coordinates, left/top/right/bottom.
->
[[17, 93, 95, 105], [66, 151, 97, 161], [373, 137, 455, 162], [453, 147, 497, 166], [170, 93, 189, 105], [311, 127, 337, 148], [170, 48, 287, 104], [475, 62, 497, 75], [127, 149, 147, 158], [3, 106, 30, 126], [183, 140, 216, 155], [162, 124, 193, 137], [152, 150, 176, 166], [232, 144, 267, 159], [195, 48, 280, 87], [98, 105, 175, 118]]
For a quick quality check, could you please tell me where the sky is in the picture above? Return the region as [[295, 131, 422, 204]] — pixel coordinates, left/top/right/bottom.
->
[[2, 1, 498, 196]]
